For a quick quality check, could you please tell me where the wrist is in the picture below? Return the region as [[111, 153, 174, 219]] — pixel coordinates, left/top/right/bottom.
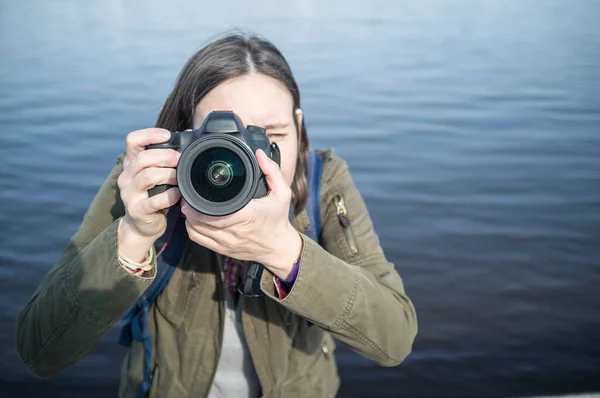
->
[[121, 215, 162, 240], [267, 224, 303, 280], [118, 217, 159, 262]]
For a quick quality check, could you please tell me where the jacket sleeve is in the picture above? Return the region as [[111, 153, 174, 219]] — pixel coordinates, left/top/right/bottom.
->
[[15, 155, 157, 377], [260, 152, 418, 366]]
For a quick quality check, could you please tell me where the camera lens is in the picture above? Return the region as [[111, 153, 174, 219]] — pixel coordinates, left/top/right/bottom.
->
[[207, 161, 233, 187], [190, 147, 246, 203]]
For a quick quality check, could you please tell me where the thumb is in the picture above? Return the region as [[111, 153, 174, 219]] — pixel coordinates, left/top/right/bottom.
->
[[256, 148, 286, 195]]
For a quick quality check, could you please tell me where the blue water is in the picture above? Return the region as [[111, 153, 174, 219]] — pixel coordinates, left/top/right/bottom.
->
[[1, 1, 599, 397]]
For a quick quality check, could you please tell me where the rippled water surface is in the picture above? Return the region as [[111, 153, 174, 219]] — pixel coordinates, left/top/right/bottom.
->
[[1, 1, 599, 397]]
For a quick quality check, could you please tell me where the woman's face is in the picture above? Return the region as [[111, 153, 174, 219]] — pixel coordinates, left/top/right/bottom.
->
[[193, 73, 302, 188]]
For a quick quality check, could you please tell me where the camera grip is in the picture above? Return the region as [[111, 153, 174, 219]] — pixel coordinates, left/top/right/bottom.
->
[[148, 184, 176, 197], [146, 142, 173, 150], [145, 140, 178, 198]]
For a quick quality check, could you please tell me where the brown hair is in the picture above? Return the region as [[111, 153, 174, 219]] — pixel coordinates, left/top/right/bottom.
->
[[155, 33, 309, 214]]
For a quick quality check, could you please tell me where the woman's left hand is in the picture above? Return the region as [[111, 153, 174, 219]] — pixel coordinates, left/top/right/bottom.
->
[[181, 149, 303, 280]]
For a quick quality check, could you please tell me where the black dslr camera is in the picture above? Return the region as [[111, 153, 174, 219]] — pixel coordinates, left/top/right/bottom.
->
[[147, 110, 281, 216]]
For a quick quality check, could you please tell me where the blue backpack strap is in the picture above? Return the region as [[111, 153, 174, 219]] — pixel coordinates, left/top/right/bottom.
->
[[118, 207, 187, 398], [303, 150, 323, 243]]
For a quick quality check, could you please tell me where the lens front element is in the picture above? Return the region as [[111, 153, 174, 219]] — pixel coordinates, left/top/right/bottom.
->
[[190, 147, 246, 203], [207, 161, 233, 187]]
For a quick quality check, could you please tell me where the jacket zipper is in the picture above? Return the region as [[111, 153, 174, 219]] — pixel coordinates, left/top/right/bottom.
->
[[334, 195, 359, 255]]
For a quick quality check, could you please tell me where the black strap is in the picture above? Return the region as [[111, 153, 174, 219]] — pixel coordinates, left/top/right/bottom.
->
[[270, 142, 281, 165], [239, 261, 265, 297]]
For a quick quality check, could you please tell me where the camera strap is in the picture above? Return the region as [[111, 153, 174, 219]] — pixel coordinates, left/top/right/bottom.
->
[[239, 261, 265, 297]]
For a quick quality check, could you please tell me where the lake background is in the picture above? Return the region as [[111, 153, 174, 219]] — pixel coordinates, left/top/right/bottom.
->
[[1, 0, 599, 397]]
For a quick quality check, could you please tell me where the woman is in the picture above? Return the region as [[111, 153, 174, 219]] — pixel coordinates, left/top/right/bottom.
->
[[16, 34, 417, 397]]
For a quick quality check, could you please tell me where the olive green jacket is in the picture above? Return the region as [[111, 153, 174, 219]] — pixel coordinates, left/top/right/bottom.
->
[[16, 149, 417, 397]]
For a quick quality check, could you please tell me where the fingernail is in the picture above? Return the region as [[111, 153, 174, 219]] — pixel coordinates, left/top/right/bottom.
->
[[160, 131, 171, 139]]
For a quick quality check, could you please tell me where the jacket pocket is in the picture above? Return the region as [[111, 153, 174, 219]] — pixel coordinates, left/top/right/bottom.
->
[[282, 333, 339, 397], [333, 194, 359, 256], [154, 243, 204, 329]]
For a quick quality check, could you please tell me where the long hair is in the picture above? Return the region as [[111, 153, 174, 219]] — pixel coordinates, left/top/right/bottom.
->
[[156, 34, 309, 214]]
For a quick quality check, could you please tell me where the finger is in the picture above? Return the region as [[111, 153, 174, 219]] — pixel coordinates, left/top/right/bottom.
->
[[256, 149, 287, 196], [184, 208, 248, 229], [188, 219, 229, 241], [133, 167, 177, 192], [179, 200, 230, 227], [185, 219, 223, 253], [180, 199, 199, 220], [128, 148, 180, 177], [117, 169, 133, 192], [125, 128, 171, 157], [140, 187, 181, 214], [179, 199, 210, 221], [180, 199, 210, 223]]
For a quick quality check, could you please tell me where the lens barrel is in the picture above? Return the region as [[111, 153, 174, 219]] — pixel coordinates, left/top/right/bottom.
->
[[176, 135, 261, 216]]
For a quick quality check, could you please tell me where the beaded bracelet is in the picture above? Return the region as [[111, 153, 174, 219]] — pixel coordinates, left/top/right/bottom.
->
[[118, 245, 156, 272]]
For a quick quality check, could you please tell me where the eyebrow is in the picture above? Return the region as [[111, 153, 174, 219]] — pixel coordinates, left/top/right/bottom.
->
[[263, 122, 290, 131]]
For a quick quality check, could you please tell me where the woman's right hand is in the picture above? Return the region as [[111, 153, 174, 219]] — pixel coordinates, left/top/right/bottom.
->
[[117, 128, 182, 261]]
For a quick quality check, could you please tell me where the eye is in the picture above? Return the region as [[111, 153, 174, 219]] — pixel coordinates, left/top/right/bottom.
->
[[267, 133, 287, 140]]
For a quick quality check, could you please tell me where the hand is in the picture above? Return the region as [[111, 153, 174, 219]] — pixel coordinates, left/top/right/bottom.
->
[[181, 149, 303, 280], [117, 128, 182, 260]]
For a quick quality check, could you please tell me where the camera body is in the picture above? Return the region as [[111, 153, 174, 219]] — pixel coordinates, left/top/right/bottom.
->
[[147, 110, 280, 216]]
